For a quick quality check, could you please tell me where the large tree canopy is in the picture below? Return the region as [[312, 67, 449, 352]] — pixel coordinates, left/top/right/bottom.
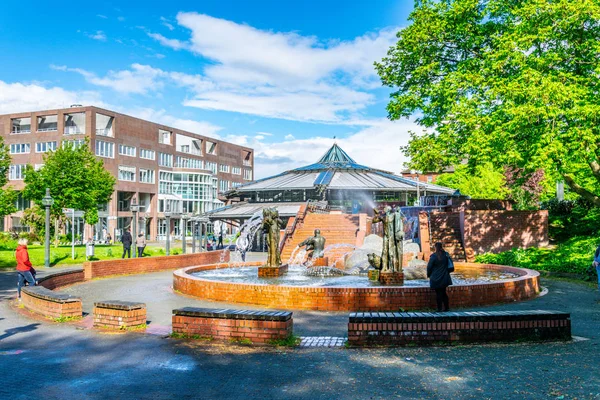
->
[[0, 137, 17, 219], [376, 0, 600, 204], [435, 163, 509, 200], [23, 141, 116, 225]]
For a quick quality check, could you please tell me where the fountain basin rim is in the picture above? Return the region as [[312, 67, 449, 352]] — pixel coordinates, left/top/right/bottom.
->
[[174, 262, 539, 289]]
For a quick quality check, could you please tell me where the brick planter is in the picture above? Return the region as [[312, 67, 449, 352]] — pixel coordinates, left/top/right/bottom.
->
[[93, 301, 147, 330], [348, 310, 571, 346], [21, 286, 82, 319], [174, 262, 540, 312], [172, 307, 293, 344]]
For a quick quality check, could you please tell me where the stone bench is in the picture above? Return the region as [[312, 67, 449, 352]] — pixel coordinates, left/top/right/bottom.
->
[[21, 286, 82, 319], [93, 301, 147, 330], [348, 310, 571, 346], [172, 307, 293, 344]]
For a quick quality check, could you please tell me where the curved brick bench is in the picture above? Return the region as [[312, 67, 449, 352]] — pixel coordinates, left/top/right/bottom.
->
[[93, 301, 147, 330], [21, 286, 82, 319], [38, 268, 85, 290], [172, 307, 293, 344], [348, 310, 571, 346]]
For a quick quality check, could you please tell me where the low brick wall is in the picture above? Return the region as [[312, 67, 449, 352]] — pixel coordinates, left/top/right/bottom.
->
[[83, 250, 228, 279], [348, 310, 571, 346], [93, 301, 147, 330], [173, 262, 540, 312], [21, 286, 82, 319], [172, 307, 293, 344], [38, 269, 85, 290]]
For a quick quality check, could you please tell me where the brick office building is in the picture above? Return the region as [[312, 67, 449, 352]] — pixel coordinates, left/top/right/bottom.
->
[[0, 106, 254, 241]]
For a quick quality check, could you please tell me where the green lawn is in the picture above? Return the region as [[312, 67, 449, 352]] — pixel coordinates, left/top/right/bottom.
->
[[0, 244, 169, 269]]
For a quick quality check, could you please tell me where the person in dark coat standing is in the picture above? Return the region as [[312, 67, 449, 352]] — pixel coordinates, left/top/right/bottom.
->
[[427, 242, 453, 312], [121, 228, 133, 259]]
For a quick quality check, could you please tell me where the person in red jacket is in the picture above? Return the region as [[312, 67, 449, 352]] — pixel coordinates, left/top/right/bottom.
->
[[16, 239, 36, 299]]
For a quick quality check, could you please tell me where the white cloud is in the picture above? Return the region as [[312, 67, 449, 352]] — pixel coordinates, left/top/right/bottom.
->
[[160, 17, 175, 31], [117, 16, 125, 22], [284, 134, 295, 140], [97, 14, 108, 19], [87, 30, 107, 41], [0, 80, 106, 114], [147, 33, 188, 51], [242, 118, 421, 179], [127, 107, 223, 138]]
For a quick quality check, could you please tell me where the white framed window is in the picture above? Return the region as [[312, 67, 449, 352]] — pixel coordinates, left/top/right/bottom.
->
[[232, 167, 241, 175], [96, 113, 114, 137], [9, 164, 27, 180], [11, 118, 31, 134], [219, 179, 230, 192], [118, 165, 136, 182], [139, 168, 155, 184], [140, 148, 155, 160], [243, 169, 252, 180], [206, 140, 217, 155], [37, 115, 57, 132], [95, 140, 114, 158], [159, 152, 173, 167], [10, 143, 30, 154], [219, 164, 230, 173], [62, 139, 85, 149], [243, 150, 252, 166], [64, 113, 85, 135], [176, 156, 204, 169], [206, 161, 217, 174], [158, 129, 172, 145], [36, 141, 57, 153], [118, 144, 136, 157]]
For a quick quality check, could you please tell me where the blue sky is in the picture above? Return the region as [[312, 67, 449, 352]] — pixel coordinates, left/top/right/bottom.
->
[[0, 0, 419, 178]]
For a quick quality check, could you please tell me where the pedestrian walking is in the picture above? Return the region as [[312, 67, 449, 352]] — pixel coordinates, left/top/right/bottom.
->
[[218, 231, 224, 249], [427, 242, 454, 312], [16, 239, 36, 299], [592, 244, 600, 291], [136, 233, 146, 258], [121, 228, 133, 259]]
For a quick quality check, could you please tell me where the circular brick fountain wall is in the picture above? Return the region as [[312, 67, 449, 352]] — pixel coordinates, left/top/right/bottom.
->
[[173, 262, 540, 312]]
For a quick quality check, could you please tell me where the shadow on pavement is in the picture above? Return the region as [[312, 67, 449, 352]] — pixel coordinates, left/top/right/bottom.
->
[[0, 323, 40, 341]]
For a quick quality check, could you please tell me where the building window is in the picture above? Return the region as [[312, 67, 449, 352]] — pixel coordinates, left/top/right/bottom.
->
[[9, 164, 27, 180], [140, 148, 156, 160], [63, 139, 85, 149], [219, 164, 230, 173], [243, 169, 252, 180], [427, 175, 433, 183], [37, 115, 57, 132], [176, 156, 204, 169], [219, 180, 230, 192], [11, 118, 31, 134], [118, 165, 136, 182], [139, 168, 155, 184], [206, 161, 217, 174], [118, 144, 136, 157], [158, 129, 172, 145], [232, 167, 241, 175], [10, 143, 30, 154], [34, 164, 44, 171], [36, 141, 57, 153], [206, 141, 217, 155], [96, 113, 114, 137], [158, 152, 173, 167], [15, 192, 31, 211], [95, 140, 114, 158], [243, 150, 252, 166], [64, 113, 86, 135]]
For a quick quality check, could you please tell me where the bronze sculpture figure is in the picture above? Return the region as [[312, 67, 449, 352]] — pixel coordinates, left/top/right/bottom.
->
[[372, 206, 405, 273], [262, 208, 283, 268], [298, 229, 326, 260]]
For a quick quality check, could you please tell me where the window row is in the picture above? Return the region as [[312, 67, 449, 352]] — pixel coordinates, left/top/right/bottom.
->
[[176, 156, 204, 170], [11, 113, 115, 136], [117, 166, 156, 184], [9, 142, 58, 154]]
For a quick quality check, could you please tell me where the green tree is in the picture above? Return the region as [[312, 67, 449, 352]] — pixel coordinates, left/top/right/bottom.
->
[[0, 137, 17, 219], [435, 163, 509, 200], [376, 0, 600, 204], [23, 140, 116, 226]]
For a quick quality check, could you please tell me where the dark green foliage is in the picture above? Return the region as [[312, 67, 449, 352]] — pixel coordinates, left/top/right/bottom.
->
[[0, 137, 17, 219]]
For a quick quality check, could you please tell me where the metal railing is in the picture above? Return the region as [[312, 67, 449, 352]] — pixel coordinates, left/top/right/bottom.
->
[[64, 126, 84, 135], [96, 128, 112, 136], [11, 129, 31, 134], [37, 127, 57, 132]]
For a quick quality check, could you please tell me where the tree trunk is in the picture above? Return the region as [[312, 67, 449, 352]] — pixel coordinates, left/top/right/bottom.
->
[[562, 174, 600, 206]]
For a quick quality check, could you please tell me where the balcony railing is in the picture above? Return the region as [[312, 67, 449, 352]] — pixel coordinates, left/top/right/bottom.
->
[[243, 160, 252, 166], [64, 126, 85, 135], [37, 127, 57, 132], [178, 148, 202, 156], [11, 129, 31, 134]]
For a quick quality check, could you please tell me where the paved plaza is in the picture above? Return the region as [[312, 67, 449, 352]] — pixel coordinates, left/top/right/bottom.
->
[[1, 264, 599, 400]]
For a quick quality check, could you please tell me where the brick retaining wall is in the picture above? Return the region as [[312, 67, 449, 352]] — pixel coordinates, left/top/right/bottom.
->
[[172, 307, 293, 344], [173, 262, 540, 312], [38, 269, 85, 290], [83, 250, 228, 279], [21, 286, 82, 319], [348, 310, 571, 346]]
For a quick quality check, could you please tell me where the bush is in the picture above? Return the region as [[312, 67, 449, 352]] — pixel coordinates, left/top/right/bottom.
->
[[0, 232, 17, 250]]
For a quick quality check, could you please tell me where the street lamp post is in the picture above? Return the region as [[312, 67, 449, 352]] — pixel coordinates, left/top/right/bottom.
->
[[181, 214, 189, 254], [165, 209, 171, 256], [192, 221, 199, 253], [130, 198, 139, 258], [41, 188, 54, 268]]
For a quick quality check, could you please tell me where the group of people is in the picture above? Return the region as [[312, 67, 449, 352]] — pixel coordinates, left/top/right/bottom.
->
[[120, 228, 146, 259]]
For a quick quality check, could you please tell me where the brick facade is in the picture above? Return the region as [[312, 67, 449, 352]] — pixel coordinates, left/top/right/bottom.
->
[[174, 262, 540, 312]]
